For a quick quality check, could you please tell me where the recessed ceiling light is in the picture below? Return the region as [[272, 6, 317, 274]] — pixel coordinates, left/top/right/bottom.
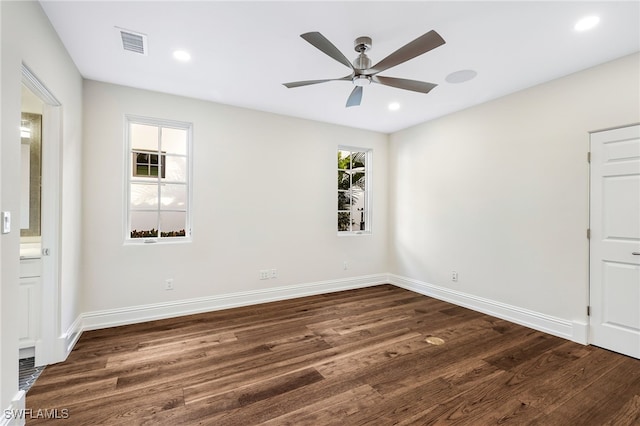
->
[[173, 50, 191, 62], [445, 69, 478, 84], [388, 102, 400, 111], [574, 15, 600, 32]]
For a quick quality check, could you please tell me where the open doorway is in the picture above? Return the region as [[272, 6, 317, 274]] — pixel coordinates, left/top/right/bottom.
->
[[20, 64, 62, 368], [19, 86, 44, 360]]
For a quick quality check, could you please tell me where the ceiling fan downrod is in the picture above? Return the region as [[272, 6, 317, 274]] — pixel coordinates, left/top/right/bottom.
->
[[352, 36, 372, 86], [352, 36, 372, 70]]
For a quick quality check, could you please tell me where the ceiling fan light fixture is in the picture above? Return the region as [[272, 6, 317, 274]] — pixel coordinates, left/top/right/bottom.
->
[[353, 75, 371, 86]]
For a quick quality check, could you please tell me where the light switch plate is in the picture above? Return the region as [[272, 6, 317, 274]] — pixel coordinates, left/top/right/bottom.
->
[[1, 211, 10, 234]]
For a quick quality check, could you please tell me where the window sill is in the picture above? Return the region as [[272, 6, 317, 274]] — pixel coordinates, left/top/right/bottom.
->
[[124, 237, 192, 245], [337, 231, 372, 237]]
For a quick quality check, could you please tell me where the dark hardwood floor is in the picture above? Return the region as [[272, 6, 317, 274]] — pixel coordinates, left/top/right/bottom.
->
[[26, 285, 640, 425]]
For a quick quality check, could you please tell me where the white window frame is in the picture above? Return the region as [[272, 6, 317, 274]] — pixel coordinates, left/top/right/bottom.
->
[[338, 146, 372, 236], [124, 115, 193, 244]]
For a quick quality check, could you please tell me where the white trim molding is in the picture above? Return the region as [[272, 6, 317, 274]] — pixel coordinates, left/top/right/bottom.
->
[[2, 391, 26, 426], [81, 274, 387, 331], [64, 273, 586, 359], [389, 274, 584, 344], [59, 316, 83, 361]]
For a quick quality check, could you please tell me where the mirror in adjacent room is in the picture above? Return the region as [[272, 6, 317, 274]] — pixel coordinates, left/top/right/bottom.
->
[[21, 84, 44, 242]]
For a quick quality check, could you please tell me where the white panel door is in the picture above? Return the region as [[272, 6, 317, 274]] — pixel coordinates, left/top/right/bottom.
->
[[590, 124, 640, 359]]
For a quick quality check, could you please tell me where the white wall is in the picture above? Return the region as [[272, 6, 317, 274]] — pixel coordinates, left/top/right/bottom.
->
[[81, 80, 388, 315], [389, 53, 640, 327], [1, 0, 83, 417]]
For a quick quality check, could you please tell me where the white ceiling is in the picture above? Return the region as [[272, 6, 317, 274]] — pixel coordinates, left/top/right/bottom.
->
[[40, 1, 640, 134]]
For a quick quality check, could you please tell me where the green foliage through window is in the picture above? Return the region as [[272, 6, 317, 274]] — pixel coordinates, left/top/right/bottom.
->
[[338, 148, 369, 233]]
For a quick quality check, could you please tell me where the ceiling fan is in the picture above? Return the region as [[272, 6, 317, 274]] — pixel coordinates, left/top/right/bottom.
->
[[283, 30, 446, 107]]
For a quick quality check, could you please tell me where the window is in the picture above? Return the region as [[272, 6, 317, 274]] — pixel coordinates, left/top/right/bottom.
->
[[126, 116, 192, 242], [133, 150, 166, 178], [338, 147, 371, 234]]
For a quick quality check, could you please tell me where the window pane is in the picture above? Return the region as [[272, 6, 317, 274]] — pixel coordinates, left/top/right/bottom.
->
[[352, 188, 365, 206], [130, 123, 158, 151], [165, 156, 186, 182], [136, 152, 150, 164], [352, 151, 366, 169], [136, 164, 149, 176], [160, 211, 187, 237], [130, 211, 158, 238], [134, 152, 150, 177], [352, 207, 366, 231], [351, 171, 365, 191], [160, 184, 187, 210], [338, 212, 351, 232], [130, 183, 158, 209], [338, 170, 350, 190], [338, 150, 352, 170], [162, 127, 187, 155], [133, 151, 165, 178], [337, 147, 370, 233], [338, 191, 350, 210]]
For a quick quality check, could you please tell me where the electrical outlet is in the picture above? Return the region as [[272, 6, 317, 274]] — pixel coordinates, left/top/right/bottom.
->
[[451, 271, 458, 282], [165, 279, 174, 290], [270, 269, 278, 279], [343, 261, 348, 270], [259, 270, 270, 280]]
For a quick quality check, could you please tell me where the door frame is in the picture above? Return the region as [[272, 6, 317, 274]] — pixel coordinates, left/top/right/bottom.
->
[[21, 63, 62, 366], [588, 123, 640, 357]]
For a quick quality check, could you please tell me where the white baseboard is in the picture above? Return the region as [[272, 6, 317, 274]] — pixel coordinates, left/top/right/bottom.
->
[[81, 274, 387, 331], [64, 273, 584, 360], [1, 391, 26, 426], [572, 321, 589, 345], [63, 315, 83, 354], [52, 315, 83, 362], [389, 274, 581, 343]]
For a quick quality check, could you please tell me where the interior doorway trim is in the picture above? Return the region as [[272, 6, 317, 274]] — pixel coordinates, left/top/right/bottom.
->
[[22, 63, 61, 107], [21, 62, 63, 366]]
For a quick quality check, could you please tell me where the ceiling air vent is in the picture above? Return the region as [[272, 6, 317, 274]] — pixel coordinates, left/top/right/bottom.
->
[[117, 28, 148, 55]]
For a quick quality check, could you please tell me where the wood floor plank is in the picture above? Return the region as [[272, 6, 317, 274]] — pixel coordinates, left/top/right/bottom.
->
[[604, 394, 640, 426], [182, 328, 421, 405], [176, 367, 325, 420], [365, 363, 508, 425], [263, 384, 384, 425], [29, 385, 184, 425], [173, 374, 368, 426], [528, 355, 640, 425], [25, 377, 118, 408], [363, 320, 535, 398], [315, 332, 431, 379], [25, 285, 640, 425], [509, 345, 629, 423]]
